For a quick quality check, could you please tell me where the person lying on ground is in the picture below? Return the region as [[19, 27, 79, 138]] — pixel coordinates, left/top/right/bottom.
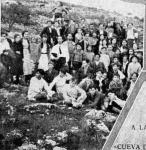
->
[[27, 69, 54, 101]]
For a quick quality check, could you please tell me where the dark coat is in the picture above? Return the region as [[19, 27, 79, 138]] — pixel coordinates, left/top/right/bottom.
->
[[40, 27, 58, 46]]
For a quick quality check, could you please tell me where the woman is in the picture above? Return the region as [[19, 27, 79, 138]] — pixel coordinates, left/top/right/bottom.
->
[[11, 34, 23, 84], [127, 55, 141, 79], [22, 30, 34, 84], [37, 34, 50, 71]]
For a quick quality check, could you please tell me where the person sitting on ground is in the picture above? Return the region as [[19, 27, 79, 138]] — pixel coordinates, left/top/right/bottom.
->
[[86, 84, 106, 110], [78, 73, 94, 92], [44, 61, 58, 84], [49, 67, 72, 94], [108, 74, 125, 99], [27, 69, 54, 101], [62, 77, 87, 108]]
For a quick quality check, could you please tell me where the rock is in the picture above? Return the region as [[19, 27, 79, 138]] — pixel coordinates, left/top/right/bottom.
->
[[53, 146, 67, 150], [85, 109, 105, 120], [56, 131, 68, 142], [18, 143, 37, 150], [45, 139, 57, 146], [96, 121, 110, 133]]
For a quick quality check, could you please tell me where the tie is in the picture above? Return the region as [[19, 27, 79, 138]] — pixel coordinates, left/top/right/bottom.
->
[[59, 46, 62, 54]]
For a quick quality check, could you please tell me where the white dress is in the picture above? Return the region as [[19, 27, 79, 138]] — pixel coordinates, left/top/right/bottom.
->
[[22, 39, 34, 75], [38, 44, 49, 71]]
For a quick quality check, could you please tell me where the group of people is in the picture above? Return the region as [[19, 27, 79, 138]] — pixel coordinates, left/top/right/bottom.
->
[[0, 1, 143, 113]]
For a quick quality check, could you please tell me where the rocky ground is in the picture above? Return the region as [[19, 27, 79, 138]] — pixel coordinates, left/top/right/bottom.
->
[[0, 84, 117, 150]]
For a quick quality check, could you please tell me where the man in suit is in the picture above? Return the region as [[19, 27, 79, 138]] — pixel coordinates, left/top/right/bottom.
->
[[89, 54, 106, 77], [50, 36, 69, 71], [40, 20, 58, 47]]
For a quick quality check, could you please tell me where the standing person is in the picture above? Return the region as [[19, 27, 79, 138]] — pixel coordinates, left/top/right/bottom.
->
[[40, 20, 58, 47], [84, 45, 94, 62], [51, 36, 69, 71], [63, 33, 75, 71], [11, 34, 23, 84], [22, 30, 34, 84], [91, 32, 99, 55], [126, 23, 135, 49], [37, 34, 51, 71]]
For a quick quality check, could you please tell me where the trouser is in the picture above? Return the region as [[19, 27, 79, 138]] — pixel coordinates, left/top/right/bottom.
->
[[34, 93, 47, 102], [127, 39, 134, 49], [72, 61, 82, 71]]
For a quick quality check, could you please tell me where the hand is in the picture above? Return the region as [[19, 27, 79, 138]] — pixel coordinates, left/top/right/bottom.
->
[[3, 51, 8, 55]]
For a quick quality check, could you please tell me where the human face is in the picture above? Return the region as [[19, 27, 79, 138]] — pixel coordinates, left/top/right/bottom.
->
[[1, 33, 7, 40], [78, 28, 82, 34], [133, 44, 138, 50], [77, 45, 81, 51], [70, 80, 76, 88], [112, 38, 117, 44], [113, 65, 118, 72], [96, 71, 102, 78], [15, 35, 21, 42], [108, 45, 113, 51], [129, 49, 134, 55], [89, 88, 96, 96], [67, 34, 72, 41], [58, 37, 63, 44], [122, 40, 127, 46], [100, 35, 104, 40], [131, 73, 137, 82], [60, 72, 65, 78], [35, 72, 42, 80], [113, 58, 118, 63], [87, 46, 92, 52], [94, 55, 100, 61], [42, 36, 47, 42], [48, 64, 54, 70], [23, 32, 29, 39], [82, 60, 87, 67], [103, 40, 107, 45], [48, 21, 52, 27], [132, 57, 138, 63], [123, 56, 128, 63], [103, 73, 107, 79], [113, 76, 119, 82]]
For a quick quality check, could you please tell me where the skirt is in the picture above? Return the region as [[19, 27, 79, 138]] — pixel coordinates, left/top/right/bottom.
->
[[38, 54, 49, 71]]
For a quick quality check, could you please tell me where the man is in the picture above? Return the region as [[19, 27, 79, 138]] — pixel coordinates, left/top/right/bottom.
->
[[40, 20, 58, 47], [51, 36, 69, 71], [27, 69, 54, 101], [63, 77, 87, 108], [63, 33, 75, 71], [86, 85, 106, 110], [44, 61, 58, 84], [89, 54, 106, 76], [49, 67, 72, 94]]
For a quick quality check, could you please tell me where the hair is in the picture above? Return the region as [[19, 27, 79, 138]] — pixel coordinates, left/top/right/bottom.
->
[[41, 34, 48, 38], [36, 69, 45, 76], [22, 30, 28, 37], [14, 34, 20, 40], [60, 67, 67, 74], [83, 59, 90, 64], [130, 72, 138, 79], [1, 31, 8, 36], [113, 73, 120, 79]]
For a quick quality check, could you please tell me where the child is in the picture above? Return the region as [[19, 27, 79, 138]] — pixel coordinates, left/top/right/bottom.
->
[[63, 77, 87, 108], [27, 69, 54, 101]]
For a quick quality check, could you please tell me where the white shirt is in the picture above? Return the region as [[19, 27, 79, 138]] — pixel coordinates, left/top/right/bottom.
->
[[28, 77, 52, 100], [0, 39, 11, 54], [127, 28, 134, 39], [49, 73, 72, 93], [100, 54, 110, 71], [51, 43, 69, 63]]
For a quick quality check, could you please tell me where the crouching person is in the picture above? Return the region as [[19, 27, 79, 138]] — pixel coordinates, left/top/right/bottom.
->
[[27, 69, 54, 101], [63, 77, 87, 108]]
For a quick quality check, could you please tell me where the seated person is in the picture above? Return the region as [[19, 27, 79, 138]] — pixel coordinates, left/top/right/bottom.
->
[[86, 84, 106, 110], [108, 74, 126, 100], [106, 92, 126, 114], [49, 67, 72, 94], [125, 72, 138, 97], [27, 69, 54, 101], [44, 61, 58, 84], [62, 77, 87, 108], [78, 74, 94, 92]]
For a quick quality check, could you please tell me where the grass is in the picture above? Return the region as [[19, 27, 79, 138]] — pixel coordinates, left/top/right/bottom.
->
[[0, 85, 114, 150]]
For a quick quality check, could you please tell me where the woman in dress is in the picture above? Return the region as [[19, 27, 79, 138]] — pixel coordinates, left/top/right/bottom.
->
[[37, 34, 50, 72], [11, 34, 23, 84], [22, 30, 34, 84]]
